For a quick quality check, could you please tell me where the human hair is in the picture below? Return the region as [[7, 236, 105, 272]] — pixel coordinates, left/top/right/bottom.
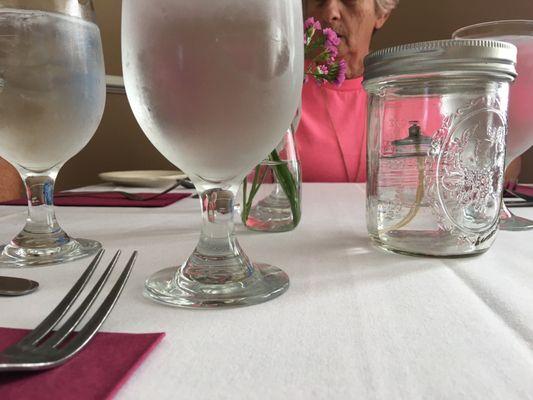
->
[[375, 0, 399, 16]]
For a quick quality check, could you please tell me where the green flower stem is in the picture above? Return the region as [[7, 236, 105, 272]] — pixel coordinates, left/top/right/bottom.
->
[[269, 150, 301, 226], [241, 164, 268, 223], [241, 150, 301, 228]]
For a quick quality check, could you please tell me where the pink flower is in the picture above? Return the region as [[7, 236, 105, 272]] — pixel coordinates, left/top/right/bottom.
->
[[304, 17, 321, 31], [322, 28, 341, 47], [303, 20, 345, 87], [316, 64, 329, 75], [325, 44, 338, 59], [334, 60, 347, 86]]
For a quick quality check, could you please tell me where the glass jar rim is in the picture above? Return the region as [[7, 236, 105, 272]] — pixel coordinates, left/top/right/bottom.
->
[[0, 0, 95, 21], [363, 39, 517, 86], [453, 20, 533, 39]]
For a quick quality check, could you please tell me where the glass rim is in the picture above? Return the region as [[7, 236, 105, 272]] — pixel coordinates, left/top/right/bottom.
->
[[0, 0, 95, 21], [453, 20, 533, 39]]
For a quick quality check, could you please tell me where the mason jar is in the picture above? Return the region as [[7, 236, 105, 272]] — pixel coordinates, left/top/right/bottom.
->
[[363, 39, 517, 257]]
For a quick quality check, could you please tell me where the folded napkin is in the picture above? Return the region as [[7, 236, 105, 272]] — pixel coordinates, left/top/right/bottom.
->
[[0, 327, 164, 400], [0, 192, 191, 208], [514, 184, 533, 198], [504, 184, 533, 200]]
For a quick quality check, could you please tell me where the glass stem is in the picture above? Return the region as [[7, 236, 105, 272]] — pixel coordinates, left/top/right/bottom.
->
[[10, 166, 70, 248], [181, 183, 255, 286]]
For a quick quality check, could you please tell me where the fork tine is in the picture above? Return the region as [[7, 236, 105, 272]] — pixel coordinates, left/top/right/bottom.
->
[[41, 251, 122, 349], [58, 252, 137, 358], [18, 249, 105, 347]]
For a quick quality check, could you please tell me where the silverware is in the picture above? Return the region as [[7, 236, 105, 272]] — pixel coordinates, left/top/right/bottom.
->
[[504, 189, 533, 208], [0, 276, 39, 296], [506, 188, 533, 202], [506, 200, 533, 208], [0, 249, 136, 372]]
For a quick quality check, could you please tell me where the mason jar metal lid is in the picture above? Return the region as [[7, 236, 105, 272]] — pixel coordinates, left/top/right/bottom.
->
[[363, 39, 517, 84], [0, 0, 95, 22]]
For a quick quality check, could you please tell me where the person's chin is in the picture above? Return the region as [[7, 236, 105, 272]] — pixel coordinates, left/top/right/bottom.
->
[[337, 42, 349, 59]]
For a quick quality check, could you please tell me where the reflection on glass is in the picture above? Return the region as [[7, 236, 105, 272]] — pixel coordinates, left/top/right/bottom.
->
[[454, 20, 533, 231]]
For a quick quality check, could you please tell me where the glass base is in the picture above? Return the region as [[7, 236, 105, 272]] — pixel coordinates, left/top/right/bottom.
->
[[245, 195, 296, 232], [370, 230, 492, 258], [0, 238, 102, 268], [499, 214, 533, 231], [144, 263, 290, 309]]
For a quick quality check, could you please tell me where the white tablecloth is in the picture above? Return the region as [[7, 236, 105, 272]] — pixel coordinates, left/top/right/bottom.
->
[[1, 184, 533, 400]]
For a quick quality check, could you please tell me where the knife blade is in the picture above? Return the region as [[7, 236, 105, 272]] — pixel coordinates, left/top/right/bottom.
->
[[0, 276, 39, 296]]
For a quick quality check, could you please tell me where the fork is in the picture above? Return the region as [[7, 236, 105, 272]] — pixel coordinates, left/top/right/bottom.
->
[[0, 249, 136, 372], [504, 189, 533, 208]]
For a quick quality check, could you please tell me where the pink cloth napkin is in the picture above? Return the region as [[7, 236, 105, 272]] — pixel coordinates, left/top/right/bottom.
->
[[0, 327, 164, 400], [0, 192, 191, 207], [515, 184, 533, 197], [504, 184, 533, 198]]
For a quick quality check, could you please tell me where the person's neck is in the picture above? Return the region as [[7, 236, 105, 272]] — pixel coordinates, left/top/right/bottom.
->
[[346, 54, 364, 79], [344, 60, 364, 80]]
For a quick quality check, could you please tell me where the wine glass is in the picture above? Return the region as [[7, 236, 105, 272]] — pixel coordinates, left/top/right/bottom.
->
[[0, 0, 106, 267], [453, 20, 533, 231], [122, 0, 303, 308]]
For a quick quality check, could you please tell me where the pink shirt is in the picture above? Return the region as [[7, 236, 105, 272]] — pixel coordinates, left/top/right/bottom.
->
[[295, 77, 367, 182]]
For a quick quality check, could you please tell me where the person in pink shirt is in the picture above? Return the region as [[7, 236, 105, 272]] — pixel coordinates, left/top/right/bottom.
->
[[0, 158, 22, 202], [297, 0, 399, 182]]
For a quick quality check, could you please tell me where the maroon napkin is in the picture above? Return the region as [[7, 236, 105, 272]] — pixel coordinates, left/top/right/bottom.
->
[[504, 184, 533, 198], [0, 327, 164, 400], [0, 192, 191, 208], [515, 184, 533, 198]]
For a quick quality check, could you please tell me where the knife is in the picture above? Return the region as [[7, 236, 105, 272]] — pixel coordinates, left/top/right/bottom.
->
[[0, 276, 39, 296]]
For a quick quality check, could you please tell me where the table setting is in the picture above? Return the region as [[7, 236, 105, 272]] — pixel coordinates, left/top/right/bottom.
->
[[1, 184, 533, 399], [0, 0, 533, 399]]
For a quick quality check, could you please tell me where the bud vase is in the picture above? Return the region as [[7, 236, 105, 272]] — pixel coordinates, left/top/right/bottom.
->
[[241, 125, 301, 232]]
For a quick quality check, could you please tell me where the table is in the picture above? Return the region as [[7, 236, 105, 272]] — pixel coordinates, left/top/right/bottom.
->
[[1, 184, 533, 400]]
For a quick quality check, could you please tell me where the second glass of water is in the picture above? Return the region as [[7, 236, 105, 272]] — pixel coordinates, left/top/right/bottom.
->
[[0, 2, 106, 267], [453, 20, 533, 231]]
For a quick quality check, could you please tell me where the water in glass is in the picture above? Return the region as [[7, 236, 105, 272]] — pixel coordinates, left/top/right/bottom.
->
[[122, 0, 303, 308], [0, 9, 106, 267], [453, 21, 533, 231]]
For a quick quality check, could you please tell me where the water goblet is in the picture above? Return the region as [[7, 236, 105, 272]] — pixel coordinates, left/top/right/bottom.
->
[[453, 20, 533, 231], [0, 0, 106, 266], [122, 0, 304, 308]]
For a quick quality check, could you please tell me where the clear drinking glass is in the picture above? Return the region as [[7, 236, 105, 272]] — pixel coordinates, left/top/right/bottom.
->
[[0, 1, 106, 267], [122, 0, 303, 308], [453, 20, 533, 231]]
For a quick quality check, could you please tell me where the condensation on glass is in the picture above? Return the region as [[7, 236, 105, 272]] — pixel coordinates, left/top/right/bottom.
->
[[363, 39, 517, 256]]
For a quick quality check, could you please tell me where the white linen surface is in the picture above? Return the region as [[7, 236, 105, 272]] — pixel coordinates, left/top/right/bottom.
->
[[1, 183, 532, 400]]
